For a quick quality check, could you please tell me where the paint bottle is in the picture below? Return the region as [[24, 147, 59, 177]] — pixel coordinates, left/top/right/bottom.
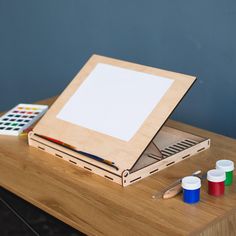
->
[[216, 160, 234, 186], [182, 176, 201, 204], [207, 169, 225, 196]]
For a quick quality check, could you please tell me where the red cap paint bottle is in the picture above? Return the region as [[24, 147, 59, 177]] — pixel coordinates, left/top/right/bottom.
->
[[207, 169, 226, 196]]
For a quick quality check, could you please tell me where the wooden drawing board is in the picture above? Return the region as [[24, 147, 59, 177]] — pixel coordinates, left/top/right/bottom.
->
[[32, 55, 196, 175]]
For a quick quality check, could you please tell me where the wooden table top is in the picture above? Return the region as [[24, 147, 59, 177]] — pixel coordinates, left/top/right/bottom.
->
[[0, 98, 236, 236]]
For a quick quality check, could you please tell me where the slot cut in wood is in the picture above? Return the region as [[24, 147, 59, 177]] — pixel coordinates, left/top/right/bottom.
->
[[173, 145, 185, 150], [149, 168, 159, 174], [166, 161, 175, 166], [165, 148, 177, 154], [130, 176, 141, 183], [185, 139, 198, 145], [104, 175, 114, 181], [147, 154, 162, 161], [84, 166, 92, 171], [182, 154, 190, 159], [177, 143, 189, 148], [161, 150, 173, 156], [181, 141, 193, 147], [197, 147, 205, 152], [168, 146, 181, 152], [69, 160, 77, 165], [55, 154, 63, 158]]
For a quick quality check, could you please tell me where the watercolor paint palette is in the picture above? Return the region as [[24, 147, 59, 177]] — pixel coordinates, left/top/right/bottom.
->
[[0, 103, 48, 136]]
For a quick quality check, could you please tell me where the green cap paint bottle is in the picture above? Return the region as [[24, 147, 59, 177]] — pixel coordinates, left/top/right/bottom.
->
[[216, 160, 234, 186]]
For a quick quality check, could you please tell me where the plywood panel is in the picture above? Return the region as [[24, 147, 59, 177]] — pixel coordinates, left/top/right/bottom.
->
[[33, 55, 196, 171]]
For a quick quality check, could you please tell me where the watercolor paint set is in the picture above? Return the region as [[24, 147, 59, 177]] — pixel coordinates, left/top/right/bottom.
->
[[0, 103, 48, 136]]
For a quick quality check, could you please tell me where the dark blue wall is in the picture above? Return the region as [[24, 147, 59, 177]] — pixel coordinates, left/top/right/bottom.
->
[[0, 0, 236, 138]]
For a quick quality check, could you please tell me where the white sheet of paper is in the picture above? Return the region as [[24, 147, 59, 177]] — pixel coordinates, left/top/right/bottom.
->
[[57, 63, 173, 141]]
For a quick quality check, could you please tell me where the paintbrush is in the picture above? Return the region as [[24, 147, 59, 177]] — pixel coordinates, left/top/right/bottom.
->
[[162, 171, 207, 199], [152, 170, 202, 199]]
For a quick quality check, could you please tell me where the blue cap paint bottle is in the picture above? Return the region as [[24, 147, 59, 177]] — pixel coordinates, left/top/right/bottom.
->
[[182, 176, 201, 204]]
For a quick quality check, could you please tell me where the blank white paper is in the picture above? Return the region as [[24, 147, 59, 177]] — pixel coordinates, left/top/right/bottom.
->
[[57, 63, 173, 141]]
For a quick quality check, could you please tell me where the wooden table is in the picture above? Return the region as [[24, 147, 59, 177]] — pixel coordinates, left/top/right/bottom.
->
[[0, 98, 236, 236]]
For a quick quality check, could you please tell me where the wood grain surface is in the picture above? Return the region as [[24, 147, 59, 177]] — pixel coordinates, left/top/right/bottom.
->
[[0, 97, 236, 236]]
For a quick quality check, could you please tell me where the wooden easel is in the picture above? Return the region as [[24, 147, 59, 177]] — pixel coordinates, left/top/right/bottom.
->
[[28, 55, 210, 186]]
